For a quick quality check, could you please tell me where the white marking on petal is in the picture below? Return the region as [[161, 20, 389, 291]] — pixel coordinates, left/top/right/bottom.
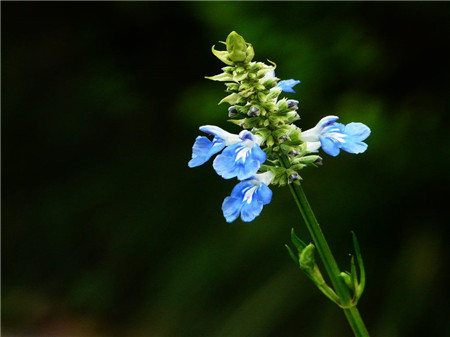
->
[[235, 146, 252, 163], [323, 132, 347, 143], [242, 185, 259, 204]]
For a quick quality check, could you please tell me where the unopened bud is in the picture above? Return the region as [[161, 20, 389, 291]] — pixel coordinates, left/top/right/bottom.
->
[[279, 135, 289, 142], [289, 173, 301, 183], [226, 31, 247, 63], [299, 244, 316, 271], [287, 100, 299, 110], [228, 106, 238, 117], [288, 150, 299, 157], [314, 157, 323, 166], [248, 107, 260, 116]]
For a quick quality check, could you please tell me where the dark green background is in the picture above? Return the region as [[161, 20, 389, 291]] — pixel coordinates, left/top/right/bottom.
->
[[3, 2, 450, 336]]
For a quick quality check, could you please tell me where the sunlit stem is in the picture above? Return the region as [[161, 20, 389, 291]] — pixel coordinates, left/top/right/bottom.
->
[[280, 155, 370, 337]]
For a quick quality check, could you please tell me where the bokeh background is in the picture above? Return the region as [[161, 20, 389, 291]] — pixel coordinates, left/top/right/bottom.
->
[[3, 2, 450, 337]]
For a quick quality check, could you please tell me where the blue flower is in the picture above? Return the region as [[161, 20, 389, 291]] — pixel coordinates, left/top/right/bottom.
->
[[222, 172, 274, 223], [188, 125, 241, 168], [213, 130, 266, 180], [263, 70, 301, 93], [277, 79, 301, 93], [300, 116, 371, 157]]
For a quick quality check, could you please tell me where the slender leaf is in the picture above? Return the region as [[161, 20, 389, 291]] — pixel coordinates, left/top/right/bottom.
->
[[352, 231, 366, 298], [285, 244, 299, 266], [290, 228, 307, 252]]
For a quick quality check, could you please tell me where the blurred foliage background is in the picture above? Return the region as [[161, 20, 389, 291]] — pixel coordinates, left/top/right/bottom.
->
[[2, 2, 450, 337]]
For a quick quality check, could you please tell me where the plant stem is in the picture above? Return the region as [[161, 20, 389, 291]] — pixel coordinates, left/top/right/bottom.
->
[[281, 156, 369, 336]]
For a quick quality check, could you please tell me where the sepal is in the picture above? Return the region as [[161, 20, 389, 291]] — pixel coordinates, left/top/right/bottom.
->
[[211, 45, 233, 65], [206, 72, 235, 82], [219, 93, 243, 105]]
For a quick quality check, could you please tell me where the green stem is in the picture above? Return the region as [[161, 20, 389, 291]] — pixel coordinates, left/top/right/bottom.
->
[[280, 156, 369, 337]]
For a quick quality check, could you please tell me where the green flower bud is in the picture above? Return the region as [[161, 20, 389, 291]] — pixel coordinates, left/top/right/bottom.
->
[[299, 244, 316, 272], [294, 155, 323, 167], [228, 106, 239, 117], [226, 31, 247, 63], [340, 272, 353, 290], [247, 106, 260, 116], [289, 172, 301, 183]]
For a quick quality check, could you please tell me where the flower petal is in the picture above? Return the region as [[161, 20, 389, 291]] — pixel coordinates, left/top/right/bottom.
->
[[341, 140, 368, 154], [344, 122, 371, 141], [222, 196, 242, 223], [255, 183, 273, 205], [188, 136, 225, 168], [199, 125, 240, 146], [319, 135, 341, 157], [240, 200, 264, 222], [340, 123, 370, 154]]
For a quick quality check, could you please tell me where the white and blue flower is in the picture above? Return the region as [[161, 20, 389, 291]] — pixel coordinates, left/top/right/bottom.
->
[[300, 116, 371, 157], [264, 70, 301, 93], [189, 126, 266, 181], [213, 130, 266, 180], [188, 125, 241, 168], [222, 172, 274, 223]]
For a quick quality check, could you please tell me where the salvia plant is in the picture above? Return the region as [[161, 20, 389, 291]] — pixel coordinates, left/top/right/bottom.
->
[[188, 31, 371, 337]]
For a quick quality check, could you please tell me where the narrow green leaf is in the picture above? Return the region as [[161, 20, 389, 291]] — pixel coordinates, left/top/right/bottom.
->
[[352, 231, 366, 297], [350, 255, 358, 292], [290, 228, 307, 252], [285, 244, 299, 266]]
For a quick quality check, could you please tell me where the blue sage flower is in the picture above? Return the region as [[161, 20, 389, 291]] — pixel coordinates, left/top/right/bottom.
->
[[222, 172, 274, 223], [300, 116, 371, 157], [188, 125, 241, 168], [213, 130, 266, 180], [264, 71, 301, 93], [189, 126, 266, 181], [277, 79, 301, 93]]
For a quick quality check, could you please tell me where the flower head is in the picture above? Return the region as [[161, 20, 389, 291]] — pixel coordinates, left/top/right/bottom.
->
[[222, 172, 274, 223], [301, 116, 371, 157]]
